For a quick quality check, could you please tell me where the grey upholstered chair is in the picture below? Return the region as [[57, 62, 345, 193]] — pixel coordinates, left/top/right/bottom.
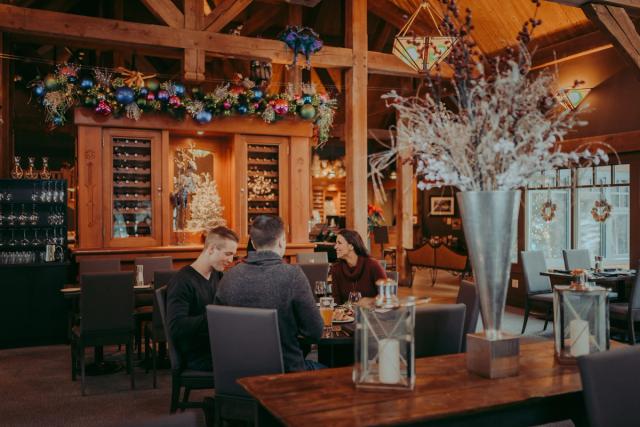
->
[[415, 303, 466, 358], [207, 305, 284, 426], [520, 250, 554, 334], [297, 252, 329, 264], [156, 287, 214, 413], [578, 345, 640, 427], [134, 256, 173, 357], [298, 263, 330, 294], [563, 249, 591, 270], [78, 258, 121, 282], [71, 272, 135, 396], [456, 280, 480, 351], [609, 263, 640, 344], [144, 270, 176, 388]]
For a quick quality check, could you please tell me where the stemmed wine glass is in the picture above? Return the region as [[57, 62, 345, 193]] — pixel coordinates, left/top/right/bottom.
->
[[0, 205, 4, 226], [7, 205, 16, 226], [315, 281, 327, 300], [20, 229, 29, 246], [347, 291, 362, 309], [18, 204, 28, 226], [45, 181, 53, 203], [31, 183, 39, 202], [30, 204, 38, 225], [8, 229, 17, 247], [40, 181, 47, 202], [31, 228, 41, 247]]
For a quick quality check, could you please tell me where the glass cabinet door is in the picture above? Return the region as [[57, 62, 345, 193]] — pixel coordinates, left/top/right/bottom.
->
[[103, 129, 162, 247]]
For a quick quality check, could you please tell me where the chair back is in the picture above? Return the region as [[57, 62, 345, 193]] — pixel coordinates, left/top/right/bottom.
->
[[563, 249, 591, 270], [297, 252, 328, 264], [155, 286, 182, 372], [298, 263, 330, 292], [79, 272, 134, 335], [415, 304, 466, 358], [152, 271, 176, 341], [456, 280, 480, 339], [78, 258, 121, 283], [578, 346, 640, 427], [135, 256, 173, 284], [521, 251, 552, 294], [628, 261, 640, 311], [386, 270, 399, 283], [206, 305, 283, 397]]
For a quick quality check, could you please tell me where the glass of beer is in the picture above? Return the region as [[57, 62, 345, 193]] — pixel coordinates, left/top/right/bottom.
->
[[319, 296, 334, 331]]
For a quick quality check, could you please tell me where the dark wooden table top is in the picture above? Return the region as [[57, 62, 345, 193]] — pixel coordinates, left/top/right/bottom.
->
[[60, 285, 153, 298], [239, 341, 622, 427], [541, 270, 635, 284]]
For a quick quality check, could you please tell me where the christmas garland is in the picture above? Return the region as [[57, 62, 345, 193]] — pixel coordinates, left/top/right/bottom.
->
[[27, 63, 337, 144]]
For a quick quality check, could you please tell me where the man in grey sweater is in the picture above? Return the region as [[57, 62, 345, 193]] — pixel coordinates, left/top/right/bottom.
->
[[215, 215, 324, 372]]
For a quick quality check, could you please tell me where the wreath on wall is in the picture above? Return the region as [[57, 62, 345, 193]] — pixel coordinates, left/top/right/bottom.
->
[[591, 198, 613, 223], [540, 199, 557, 222]]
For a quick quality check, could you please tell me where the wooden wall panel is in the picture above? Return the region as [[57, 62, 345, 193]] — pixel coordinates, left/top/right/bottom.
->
[[76, 126, 103, 248]]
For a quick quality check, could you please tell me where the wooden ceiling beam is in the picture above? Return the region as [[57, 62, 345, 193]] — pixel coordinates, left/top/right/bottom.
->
[[582, 3, 640, 71], [203, 0, 252, 32], [367, 0, 427, 33], [530, 29, 614, 69], [371, 21, 395, 52], [139, 0, 185, 28], [241, 3, 284, 35], [553, 0, 640, 11]]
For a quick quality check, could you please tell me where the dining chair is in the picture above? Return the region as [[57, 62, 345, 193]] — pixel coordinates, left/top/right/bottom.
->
[[456, 280, 480, 351], [207, 305, 284, 426], [520, 250, 554, 334], [609, 262, 640, 344], [78, 258, 121, 279], [144, 270, 176, 388], [134, 256, 173, 358], [578, 345, 640, 427], [298, 263, 330, 294], [296, 252, 328, 264], [563, 249, 591, 271], [415, 303, 466, 357], [71, 272, 135, 396], [156, 286, 214, 413]]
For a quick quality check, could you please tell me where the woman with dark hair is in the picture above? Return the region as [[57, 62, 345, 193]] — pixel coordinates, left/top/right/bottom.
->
[[330, 229, 387, 304]]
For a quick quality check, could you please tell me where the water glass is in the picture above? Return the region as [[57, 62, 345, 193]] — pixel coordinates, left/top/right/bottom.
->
[[314, 281, 326, 299]]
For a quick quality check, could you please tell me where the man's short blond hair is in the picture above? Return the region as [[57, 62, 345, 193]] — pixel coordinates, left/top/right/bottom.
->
[[204, 226, 239, 249]]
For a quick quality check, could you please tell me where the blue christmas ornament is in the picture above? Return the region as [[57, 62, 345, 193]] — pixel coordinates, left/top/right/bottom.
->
[[79, 78, 94, 90], [236, 104, 248, 115], [174, 83, 185, 96], [115, 86, 135, 105], [195, 110, 212, 124], [302, 94, 313, 104], [157, 90, 170, 102], [139, 87, 148, 97], [33, 84, 45, 97], [252, 89, 263, 101], [52, 116, 64, 127]]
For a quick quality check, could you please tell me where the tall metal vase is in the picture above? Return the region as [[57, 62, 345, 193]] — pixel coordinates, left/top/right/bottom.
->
[[457, 190, 520, 340]]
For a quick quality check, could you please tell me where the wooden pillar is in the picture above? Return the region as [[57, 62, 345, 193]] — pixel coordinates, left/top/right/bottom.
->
[[183, 0, 206, 82], [0, 33, 11, 178], [285, 5, 303, 92], [396, 78, 414, 282], [345, 0, 368, 240]]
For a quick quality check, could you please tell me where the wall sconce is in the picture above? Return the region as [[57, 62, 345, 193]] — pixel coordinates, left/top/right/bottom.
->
[[558, 88, 591, 111], [389, 171, 397, 180]]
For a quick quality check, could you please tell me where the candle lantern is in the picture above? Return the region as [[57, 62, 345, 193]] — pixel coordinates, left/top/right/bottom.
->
[[353, 281, 415, 391], [553, 284, 608, 364]]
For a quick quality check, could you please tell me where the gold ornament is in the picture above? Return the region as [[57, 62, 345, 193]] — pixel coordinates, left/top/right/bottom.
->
[[116, 67, 157, 89]]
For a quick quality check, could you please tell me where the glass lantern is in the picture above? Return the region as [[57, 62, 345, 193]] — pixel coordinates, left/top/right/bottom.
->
[[553, 284, 608, 364], [353, 292, 415, 391]]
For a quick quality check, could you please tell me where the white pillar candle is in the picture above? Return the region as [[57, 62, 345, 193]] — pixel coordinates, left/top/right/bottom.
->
[[378, 338, 400, 384], [570, 319, 590, 357]]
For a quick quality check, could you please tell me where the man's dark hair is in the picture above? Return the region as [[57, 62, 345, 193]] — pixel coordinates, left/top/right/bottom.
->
[[205, 226, 239, 248], [250, 215, 285, 249]]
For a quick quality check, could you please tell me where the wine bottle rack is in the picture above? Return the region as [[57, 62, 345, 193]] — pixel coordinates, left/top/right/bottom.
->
[[247, 144, 280, 232]]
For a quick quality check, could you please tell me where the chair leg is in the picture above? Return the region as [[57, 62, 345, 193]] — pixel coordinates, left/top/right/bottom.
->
[[170, 379, 180, 414], [629, 317, 636, 345], [80, 346, 86, 396], [215, 398, 222, 427], [521, 299, 530, 334], [543, 306, 550, 332], [71, 341, 77, 381], [127, 341, 135, 390], [136, 320, 143, 360], [145, 333, 150, 374], [152, 341, 158, 389], [181, 387, 191, 411]]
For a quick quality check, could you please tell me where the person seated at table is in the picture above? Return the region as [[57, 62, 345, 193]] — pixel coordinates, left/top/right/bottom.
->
[[330, 229, 387, 304], [166, 226, 239, 371], [215, 215, 324, 372]]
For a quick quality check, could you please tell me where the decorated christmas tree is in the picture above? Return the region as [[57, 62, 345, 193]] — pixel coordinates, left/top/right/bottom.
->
[[186, 173, 226, 231]]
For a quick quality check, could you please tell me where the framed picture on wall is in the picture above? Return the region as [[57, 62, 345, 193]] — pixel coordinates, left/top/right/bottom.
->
[[430, 196, 455, 216]]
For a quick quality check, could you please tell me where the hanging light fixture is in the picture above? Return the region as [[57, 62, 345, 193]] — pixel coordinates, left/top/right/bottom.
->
[[557, 88, 591, 111], [392, 2, 457, 73]]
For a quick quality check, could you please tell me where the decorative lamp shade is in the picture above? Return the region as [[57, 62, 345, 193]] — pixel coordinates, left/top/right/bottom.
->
[[392, 36, 457, 73], [353, 292, 415, 390], [553, 285, 608, 364], [558, 88, 591, 111]]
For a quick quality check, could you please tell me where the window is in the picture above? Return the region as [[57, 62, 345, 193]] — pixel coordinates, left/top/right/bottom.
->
[[525, 165, 630, 269]]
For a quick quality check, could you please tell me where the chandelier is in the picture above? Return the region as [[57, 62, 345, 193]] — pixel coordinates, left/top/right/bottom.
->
[[392, 2, 457, 73]]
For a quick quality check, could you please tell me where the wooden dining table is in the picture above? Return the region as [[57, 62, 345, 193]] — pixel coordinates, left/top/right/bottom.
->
[[541, 270, 635, 299], [239, 340, 623, 427]]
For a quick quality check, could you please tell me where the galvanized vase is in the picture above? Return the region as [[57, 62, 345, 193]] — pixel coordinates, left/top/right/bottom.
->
[[457, 190, 520, 340]]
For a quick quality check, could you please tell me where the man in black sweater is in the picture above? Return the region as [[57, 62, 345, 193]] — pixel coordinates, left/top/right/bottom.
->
[[215, 215, 324, 372], [167, 226, 239, 371]]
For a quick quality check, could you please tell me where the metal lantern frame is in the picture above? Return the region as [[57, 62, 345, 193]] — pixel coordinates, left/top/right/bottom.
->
[[392, 2, 457, 73], [557, 88, 591, 111]]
